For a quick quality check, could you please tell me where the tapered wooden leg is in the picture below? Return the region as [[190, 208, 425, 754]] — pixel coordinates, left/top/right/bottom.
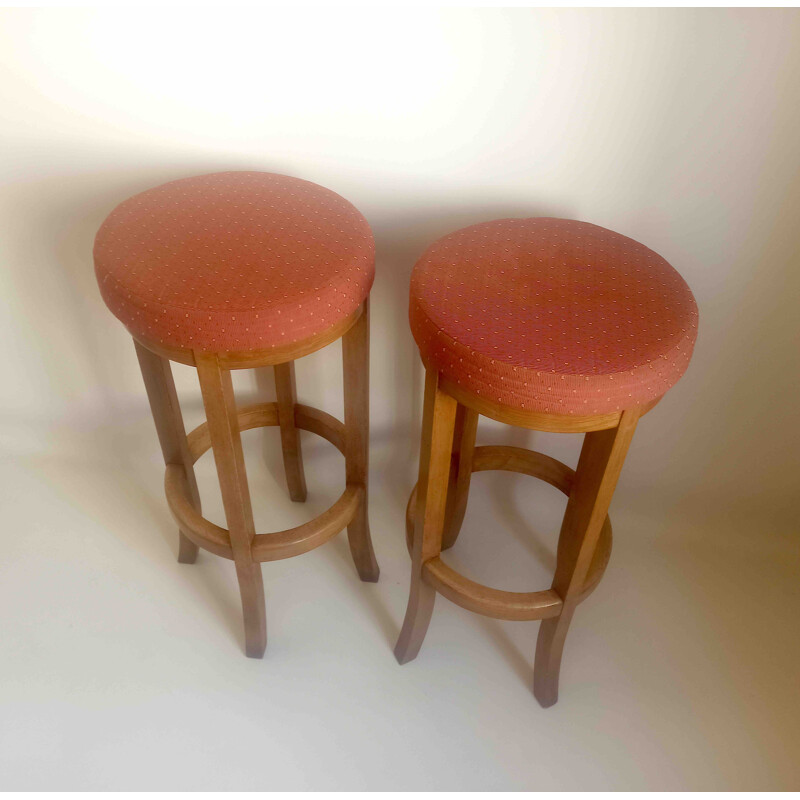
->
[[177, 530, 199, 564], [342, 300, 380, 582], [196, 353, 266, 658], [395, 369, 458, 664], [441, 404, 478, 551], [274, 360, 307, 502], [533, 408, 641, 707], [235, 562, 267, 657], [134, 340, 201, 564]]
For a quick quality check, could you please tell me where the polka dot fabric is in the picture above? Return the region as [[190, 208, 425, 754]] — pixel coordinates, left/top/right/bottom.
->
[[410, 218, 698, 416], [94, 171, 374, 352]]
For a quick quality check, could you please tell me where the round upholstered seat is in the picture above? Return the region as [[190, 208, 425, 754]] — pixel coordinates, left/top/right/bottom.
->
[[409, 218, 698, 415], [94, 171, 374, 352]]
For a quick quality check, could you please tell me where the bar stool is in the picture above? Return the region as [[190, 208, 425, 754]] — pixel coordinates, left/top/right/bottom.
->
[[395, 218, 698, 706], [94, 171, 379, 658]]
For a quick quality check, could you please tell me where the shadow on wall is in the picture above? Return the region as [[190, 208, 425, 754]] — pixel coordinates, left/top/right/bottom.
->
[[7, 156, 306, 463], [8, 151, 569, 474], [10, 158, 284, 396], [366, 197, 571, 496]]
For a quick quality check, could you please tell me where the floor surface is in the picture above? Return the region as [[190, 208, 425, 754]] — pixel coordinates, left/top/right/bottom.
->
[[2, 425, 798, 790]]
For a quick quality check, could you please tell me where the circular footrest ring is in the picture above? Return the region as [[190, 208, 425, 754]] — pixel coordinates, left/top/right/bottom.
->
[[405, 445, 612, 620], [165, 402, 360, 562]]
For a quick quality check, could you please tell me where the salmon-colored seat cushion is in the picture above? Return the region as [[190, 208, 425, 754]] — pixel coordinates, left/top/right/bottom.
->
[[94, 171, 374, 352], [410, 218, 698, 416]]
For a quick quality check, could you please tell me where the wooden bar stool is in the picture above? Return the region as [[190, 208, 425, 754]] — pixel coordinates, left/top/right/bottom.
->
[[395, 218, 698, 706], [94, 171, 379, 658]]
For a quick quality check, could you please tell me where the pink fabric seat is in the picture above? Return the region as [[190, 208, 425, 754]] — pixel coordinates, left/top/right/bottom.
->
[[410, 218, 698, 416], [94, 171, 374, 352]]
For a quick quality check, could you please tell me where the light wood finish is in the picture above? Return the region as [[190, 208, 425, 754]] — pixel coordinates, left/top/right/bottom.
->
[[423, 558, 563, 621], [185, 402, 344, 464], [395, 366, 649, 706], [165, 469, 360, 564], [442, 404, 478, 551], [253, 486, 362, 562], [171, 401, 356, 562], [165, 464, 232, 559], [394, 369, 457, 664], [439, 373, 662, 433], [438, 374, 623, 433], [342, 299, 379, 582], [134, 341, 201, 564], [295, 405, 345, 452], [533, 407, 640, 707], [404, 445, 613, 610], [188, 402, 280, 461], [131, 305, 363, 370], [472, 445, 575, 489], [273, 361, 307, 502], [196, 353, 267, 658], [134, 299, 377, 658]]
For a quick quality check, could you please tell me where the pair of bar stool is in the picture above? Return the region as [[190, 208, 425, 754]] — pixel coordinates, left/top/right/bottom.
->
[[94, 171, 698, 706]]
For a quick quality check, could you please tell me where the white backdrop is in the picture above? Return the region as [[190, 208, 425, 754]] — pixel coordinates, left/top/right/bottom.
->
[[1, 7, 798, 527]]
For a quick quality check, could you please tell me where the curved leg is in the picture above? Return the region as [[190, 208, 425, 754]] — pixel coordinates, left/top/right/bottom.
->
[[197, 353, 267, 658], [342, 300, 380, 582], [441, 404, 478, 551], [135, 340, 201, 564], [235, 562, 267, 658], [177, 528, 199, 564], [534, 408, 641, 707], [274, 361, 308, 502], [395, 369, 457, 664]]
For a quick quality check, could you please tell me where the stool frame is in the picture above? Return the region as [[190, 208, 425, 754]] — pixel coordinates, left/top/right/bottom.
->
[[395, 365, 661, 707], [134, 299, 378, 658]]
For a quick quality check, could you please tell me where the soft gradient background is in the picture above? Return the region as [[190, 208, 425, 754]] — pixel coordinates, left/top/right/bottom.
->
[[1, 7, 798, 790]]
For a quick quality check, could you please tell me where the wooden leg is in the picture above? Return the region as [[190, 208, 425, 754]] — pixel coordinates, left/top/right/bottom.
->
[[342, 300, 380, 582], [274, 361, 307, 502], [533, 408, 641, 707], [395, 369, 458, 664], [134, 340, 201, 564], [196, 353, 267, 658], [441, 404, 478, 551]]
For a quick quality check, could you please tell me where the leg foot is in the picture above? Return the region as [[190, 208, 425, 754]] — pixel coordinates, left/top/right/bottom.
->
[[533, 613, 572, 707], [394, 579, 436, 664], [178, 531, 199, 564], [236, 561, 267, 658], [348, 502, 380, 582]]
